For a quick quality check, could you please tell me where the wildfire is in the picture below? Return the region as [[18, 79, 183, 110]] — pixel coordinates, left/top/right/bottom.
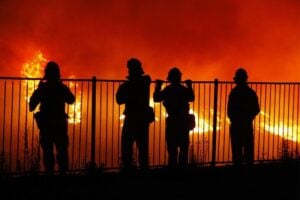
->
[[189, 109, 218, 134], [21, 51, 81, 124], [21, 51, 46, 102], [260, 111, 299, 142], [67, 76, 82, 124], [190, 109, 299, 143]]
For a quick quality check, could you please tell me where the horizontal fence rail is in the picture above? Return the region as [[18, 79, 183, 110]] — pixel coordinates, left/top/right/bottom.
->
[[0, 77, 299, 174]]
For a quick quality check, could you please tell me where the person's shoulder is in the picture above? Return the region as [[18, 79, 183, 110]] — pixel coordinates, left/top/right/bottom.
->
[[181, 83, 189, 90], [229, 86, 239, 95], [163, 84, 172, 90], [142, 75, 151, 83], [60, 81, 69, 88], [58, 82, 72, 91], [175, 84, 187, 92], [120, 79, 129, 85], [248, 87, 258, 97], [37, 81, 46, 89], [245, 85, 256, 93], [232, 86, 239, 91], [118, 80, 129, 89], [143, 74, 151, 79]]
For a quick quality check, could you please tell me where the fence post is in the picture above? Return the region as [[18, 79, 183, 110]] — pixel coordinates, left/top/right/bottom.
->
[[91, 76, 96, 168], [211, 78, 218, 167]]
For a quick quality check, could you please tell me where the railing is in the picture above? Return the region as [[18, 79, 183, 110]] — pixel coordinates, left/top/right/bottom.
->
[[0, 77, 299, 174]]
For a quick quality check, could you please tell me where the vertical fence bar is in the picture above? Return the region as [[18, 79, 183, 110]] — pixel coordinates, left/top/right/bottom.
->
[[78, 81, 83, 169], [16, 80, 21, 172], [91, 76, 96, 168], [9, 81, 14, 172], [98, 81, 102, 165], [1, 80, 6, 172], [211, 79, 218, 166]]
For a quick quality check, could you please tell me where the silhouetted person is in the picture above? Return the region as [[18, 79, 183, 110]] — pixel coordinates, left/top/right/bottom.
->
[[29, 61, 75, 175], [116, 58, 152, 171], [227, 68, 260, 166], [153, 67, 195, 168]]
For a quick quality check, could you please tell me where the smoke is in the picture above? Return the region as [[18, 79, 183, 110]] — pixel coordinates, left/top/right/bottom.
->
[[0, 0, 299, 81]]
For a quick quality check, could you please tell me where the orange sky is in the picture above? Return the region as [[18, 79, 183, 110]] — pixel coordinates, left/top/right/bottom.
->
[[0, 0, 299, 81]]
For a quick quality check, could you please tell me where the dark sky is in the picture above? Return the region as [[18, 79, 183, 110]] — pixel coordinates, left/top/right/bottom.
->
[[0, 0, 299, 81]]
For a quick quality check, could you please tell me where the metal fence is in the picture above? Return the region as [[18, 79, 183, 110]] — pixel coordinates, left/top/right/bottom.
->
[[0, 77, 299, 174]]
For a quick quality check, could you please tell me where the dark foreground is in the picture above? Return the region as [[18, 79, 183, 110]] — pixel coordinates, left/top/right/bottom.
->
[[1, 161, 299, 200]]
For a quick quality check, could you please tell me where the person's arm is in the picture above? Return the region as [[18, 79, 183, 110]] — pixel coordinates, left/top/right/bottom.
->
[[250, 92, 260, 120], [227, 92, 234, 121], [153, 79, 164, 102], [185, 79, 195, 102], [142, 75, 151, 106], [254, 94, 260, 115], [116, 83, 128, 105], [143, 75, 151, 85], [29, 89, 41, 112], [64, 85, 75, 104]]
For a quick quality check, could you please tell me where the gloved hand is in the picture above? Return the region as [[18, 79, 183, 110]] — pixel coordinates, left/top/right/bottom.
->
[[155, 79, 164, 88], [185, 79, 192, 88]]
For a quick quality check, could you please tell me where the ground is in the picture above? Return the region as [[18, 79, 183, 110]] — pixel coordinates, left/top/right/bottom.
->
[[1, 161, 299, 200]]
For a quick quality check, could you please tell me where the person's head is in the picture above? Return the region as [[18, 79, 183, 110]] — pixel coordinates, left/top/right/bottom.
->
[[44, 61, 61, 81], [127, 58, 144, 78], [233, 68, 248, 84], [167, 67, 182, 83]]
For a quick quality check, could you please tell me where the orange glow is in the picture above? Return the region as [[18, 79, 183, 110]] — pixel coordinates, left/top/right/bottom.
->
[[1, 1, 300, 81], [67, 76, 82, 124], [21, 52, 81, 124], [260, 111, 299, 142], [21, 51, 47, 102], [190, 109, 218, 134], [2, 0, 299, 169], [190, 108, 299, 143]]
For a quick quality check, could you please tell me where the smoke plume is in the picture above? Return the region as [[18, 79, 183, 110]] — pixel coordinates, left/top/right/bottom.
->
[[0, 0, 299, 81]]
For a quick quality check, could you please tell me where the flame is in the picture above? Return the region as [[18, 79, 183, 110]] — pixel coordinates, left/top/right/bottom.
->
[[190, 109, 299, 143], [21, 51, 81, 124], [21, 53, 298, 138], [260, 111, 299, 142], [189, 109, 217, 134], [67, 76, 82, 124], [21, 51, 47, 102], [120, 98, 299, 143]]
